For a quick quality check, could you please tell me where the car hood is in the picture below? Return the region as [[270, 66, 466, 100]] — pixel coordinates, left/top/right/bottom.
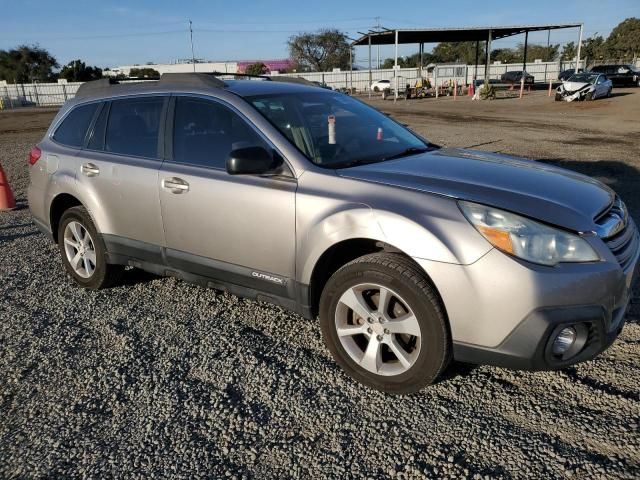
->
[[562, 81, 592, 91], [338, 147, 614, 232]]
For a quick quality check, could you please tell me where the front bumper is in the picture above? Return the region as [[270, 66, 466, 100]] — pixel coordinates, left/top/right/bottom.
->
[[414, 234, 640, 371], [452, 303, 632, 370]]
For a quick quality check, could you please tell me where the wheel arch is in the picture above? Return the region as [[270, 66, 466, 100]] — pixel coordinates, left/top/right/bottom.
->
[[49, 193, 84, 242], [307, 238, 448, 322]]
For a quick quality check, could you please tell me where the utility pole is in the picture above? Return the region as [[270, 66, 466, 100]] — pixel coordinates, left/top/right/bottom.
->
[[375, 17, 380, 69], [189, 19, 196, 72]]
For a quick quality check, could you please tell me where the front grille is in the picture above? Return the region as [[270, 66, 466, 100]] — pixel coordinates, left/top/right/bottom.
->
[[596, 197, 639, 272]]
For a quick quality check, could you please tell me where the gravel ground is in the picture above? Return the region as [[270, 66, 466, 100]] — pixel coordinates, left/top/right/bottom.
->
[[1, 98, 639, 479]]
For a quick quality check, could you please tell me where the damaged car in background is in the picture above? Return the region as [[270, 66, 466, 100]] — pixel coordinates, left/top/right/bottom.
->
[[555, 72, 612, 102]]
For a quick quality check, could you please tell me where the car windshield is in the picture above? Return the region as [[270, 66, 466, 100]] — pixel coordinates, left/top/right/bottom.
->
[[247, 91, 429, 168], [568, 73, 598, 84]]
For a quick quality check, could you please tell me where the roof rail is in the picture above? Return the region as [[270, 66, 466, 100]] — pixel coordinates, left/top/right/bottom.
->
[[210, 71, 268, 80], [209, 71, 315, 86], [269, 76, 314, 86], [74, 72, 313, 100], [159, 72, 226, 88], [75, 78, 120, 98], [74, 73, 226, 99]]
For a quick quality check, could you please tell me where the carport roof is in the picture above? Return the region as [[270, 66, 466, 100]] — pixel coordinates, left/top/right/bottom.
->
[[351, 24, 581, 46]]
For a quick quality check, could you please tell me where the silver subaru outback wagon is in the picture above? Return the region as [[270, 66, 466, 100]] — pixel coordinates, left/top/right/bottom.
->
[[28, 73, 639, 393]]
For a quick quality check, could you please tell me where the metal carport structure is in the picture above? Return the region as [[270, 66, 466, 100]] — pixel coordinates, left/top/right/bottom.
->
[[351, 23, 584, 100]]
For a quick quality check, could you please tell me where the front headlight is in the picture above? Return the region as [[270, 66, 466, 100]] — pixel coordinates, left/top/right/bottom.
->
[[458, 201, 600, 266]]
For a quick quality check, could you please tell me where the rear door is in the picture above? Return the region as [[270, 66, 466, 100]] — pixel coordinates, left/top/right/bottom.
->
[[77, 96, 167, 260], [158, 95, 296, 295], [605, 66, 622, 86]]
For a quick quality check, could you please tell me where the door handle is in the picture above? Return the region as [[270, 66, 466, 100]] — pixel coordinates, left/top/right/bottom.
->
[[162, 177, 190, 194], [81, 163, 100, 177]]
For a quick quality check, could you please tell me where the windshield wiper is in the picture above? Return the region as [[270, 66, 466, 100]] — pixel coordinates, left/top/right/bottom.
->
[[382, 146, 430, 161]]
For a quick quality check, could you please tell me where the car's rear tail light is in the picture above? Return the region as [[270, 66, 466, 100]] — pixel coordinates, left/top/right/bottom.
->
[[29, 146, 41, 166]]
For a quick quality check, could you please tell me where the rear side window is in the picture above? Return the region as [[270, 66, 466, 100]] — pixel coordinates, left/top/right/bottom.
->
[[53, 103, 99, 148], [172, 97, 267, 169], [105, 97, 164, 158]]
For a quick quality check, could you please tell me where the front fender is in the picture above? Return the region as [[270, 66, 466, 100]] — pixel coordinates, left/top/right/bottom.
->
[[297, 181, 492, 284], [298, 203, 387, 284]]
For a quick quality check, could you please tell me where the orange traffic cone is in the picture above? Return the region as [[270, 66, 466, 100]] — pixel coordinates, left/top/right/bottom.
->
[[0, 164, 16, 210]]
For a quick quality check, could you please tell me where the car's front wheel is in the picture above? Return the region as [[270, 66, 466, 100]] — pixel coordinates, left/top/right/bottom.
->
[[58, 206, 123, 289], [319, 253, 450, 394]]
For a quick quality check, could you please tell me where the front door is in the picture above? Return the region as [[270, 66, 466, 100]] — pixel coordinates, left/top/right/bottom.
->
[[159, 96, 297, 296]]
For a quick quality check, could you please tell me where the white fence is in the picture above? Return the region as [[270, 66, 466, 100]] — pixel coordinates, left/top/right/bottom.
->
[[275, 60, 589, 91], [0, 81, 83, 108], [1, 59, 639, 108]]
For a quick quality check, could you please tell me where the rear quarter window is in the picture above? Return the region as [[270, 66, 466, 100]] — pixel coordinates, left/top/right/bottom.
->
[[52, 103, 99, 148]]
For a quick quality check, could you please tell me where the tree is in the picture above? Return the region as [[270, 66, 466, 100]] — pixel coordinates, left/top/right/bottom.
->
[[381, 54, 422, 69], [491, 48, 518, 64], [0, 44, 58, 83], [288, 29, 351, 72], [245, 62, 268, 76], [59, 59, 102, 82], [431, 42, 483, 64], [606, 17, 640, 60], [561, 42, 576, 61], [582, 36, 607, 64], [129, 67, 160, 78], [520, 43, 559, 62]]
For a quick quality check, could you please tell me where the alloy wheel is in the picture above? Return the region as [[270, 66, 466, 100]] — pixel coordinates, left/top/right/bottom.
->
[[63, 221, 96, 278], [334, 283, 421, 376]]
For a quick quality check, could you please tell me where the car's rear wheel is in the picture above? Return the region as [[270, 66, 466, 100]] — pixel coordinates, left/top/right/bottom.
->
[[58, 206, 123, 289], [319, 253, 450, 394], [607, 88, 612, 97], [373, 86, 380, 92]]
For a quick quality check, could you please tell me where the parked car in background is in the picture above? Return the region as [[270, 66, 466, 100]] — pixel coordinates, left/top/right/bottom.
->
[[29, 73, 639, 393], [370, 79, 392, 92], [589, 64, 640, 87], [556, 72, 612, 102], [501, 70, 534, 84], [311, 81, 333, 90], [558, 68, 583, 81]]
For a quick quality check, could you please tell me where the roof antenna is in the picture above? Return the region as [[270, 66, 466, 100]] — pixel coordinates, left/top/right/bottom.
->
[[189, 19, 196, 72]]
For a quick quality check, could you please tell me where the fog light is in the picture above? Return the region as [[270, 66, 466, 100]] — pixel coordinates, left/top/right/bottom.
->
[[552, 327, 577, 355]]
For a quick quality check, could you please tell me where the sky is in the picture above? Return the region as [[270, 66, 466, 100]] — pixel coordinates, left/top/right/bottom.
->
[[1, 0, 638, 69]]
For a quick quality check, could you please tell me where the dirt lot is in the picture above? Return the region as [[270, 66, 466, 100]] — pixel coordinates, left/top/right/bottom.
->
[[1, 90, 639, 479]]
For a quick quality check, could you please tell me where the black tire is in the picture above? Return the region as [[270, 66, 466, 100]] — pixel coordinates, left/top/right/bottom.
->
[[319, 253, 450, 394], [585, 91, 594, 101], [373, 86, 380, 92], [554, 92, 562, 101], [58, 206, 123, 289], [607, 88, 612, 98]]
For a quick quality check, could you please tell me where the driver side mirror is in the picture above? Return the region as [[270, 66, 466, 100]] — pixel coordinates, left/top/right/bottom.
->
[[226, 146, 283, 175]]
